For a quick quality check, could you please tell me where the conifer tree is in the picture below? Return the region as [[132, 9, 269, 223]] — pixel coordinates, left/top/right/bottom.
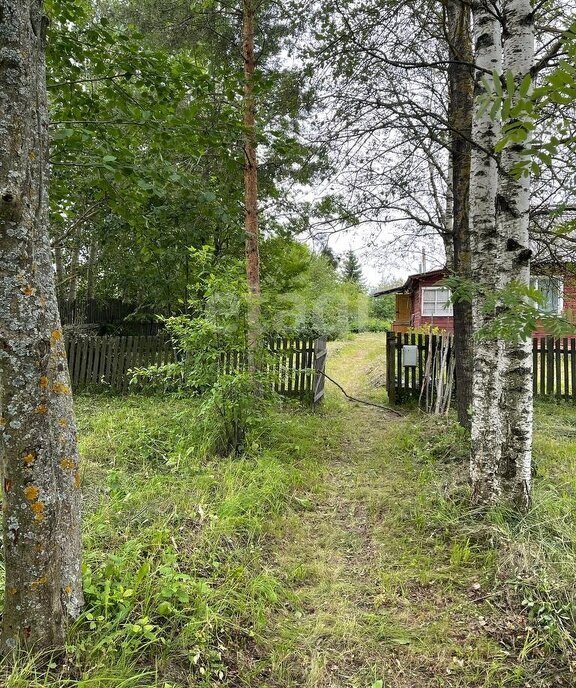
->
[[341, 250, 363, 285]]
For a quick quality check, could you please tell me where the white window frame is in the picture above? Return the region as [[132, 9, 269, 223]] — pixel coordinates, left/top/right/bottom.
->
[[531, 276, 564, 314], [421, 287, 453, 317]]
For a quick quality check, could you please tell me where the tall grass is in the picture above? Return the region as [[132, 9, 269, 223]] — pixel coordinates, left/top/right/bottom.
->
[[0, 394, 338, 688]]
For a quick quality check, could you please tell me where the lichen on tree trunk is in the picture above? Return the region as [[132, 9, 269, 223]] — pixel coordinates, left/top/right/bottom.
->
[[0, 0, 83, 652]]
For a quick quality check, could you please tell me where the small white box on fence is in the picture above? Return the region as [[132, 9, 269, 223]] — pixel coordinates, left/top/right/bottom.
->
[[403, 345, 418, 367]]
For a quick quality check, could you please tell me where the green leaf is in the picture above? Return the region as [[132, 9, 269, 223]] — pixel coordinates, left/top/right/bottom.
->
[[492, 70, 503, 97], [519, 73, 532, 98]]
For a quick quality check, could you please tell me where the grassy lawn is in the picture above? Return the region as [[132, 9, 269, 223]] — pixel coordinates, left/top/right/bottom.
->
[[3, 333, 576, 687]]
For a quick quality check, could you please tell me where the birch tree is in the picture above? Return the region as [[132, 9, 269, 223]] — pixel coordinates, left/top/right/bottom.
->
[[498, 0, 535, 509], [469, 0, 505, 505], [0, 0, 83, 651], [469, 0, 536, 508]]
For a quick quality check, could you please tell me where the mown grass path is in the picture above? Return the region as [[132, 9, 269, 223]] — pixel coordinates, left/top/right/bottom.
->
[[246, 333, 568, 688]]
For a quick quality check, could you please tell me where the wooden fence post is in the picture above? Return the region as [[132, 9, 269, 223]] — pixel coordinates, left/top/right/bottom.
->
[[386, 331, 396, 405], [313, 337, 328, 404]]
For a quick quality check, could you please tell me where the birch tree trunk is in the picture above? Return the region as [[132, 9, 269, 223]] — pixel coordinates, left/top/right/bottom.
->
[[443, 153, 455, 270], [0, 0, 83, 652], [447, 0, 474, 432], [469, 0, 506, 505], [54, 244, 64, 301], [242, 0, 262, 369], [86, 240, 99, 300], [67, 244, 80, 301], [498, 0, 535, 510]]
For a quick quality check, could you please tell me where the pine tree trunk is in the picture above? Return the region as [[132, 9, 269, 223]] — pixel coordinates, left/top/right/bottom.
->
[[242, 0, 262, 368], [498, 0, 535, 510], [469, 0, 506, 505], [447, 0, 474, 432], [0, 0, 83, 652]]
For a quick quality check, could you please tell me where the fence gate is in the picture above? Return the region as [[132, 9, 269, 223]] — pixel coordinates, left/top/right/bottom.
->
[[387, 331, 576, 406], [313, 337, 328, 403]]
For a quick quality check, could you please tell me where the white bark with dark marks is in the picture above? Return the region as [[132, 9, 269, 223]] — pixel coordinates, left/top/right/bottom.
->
[[0, 0, 83, 652], [469, 0, 506, 505], [498, 0, 535, 509]]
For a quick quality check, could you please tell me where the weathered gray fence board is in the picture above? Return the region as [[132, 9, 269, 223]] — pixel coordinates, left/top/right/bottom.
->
[[387, 331, 576, 404], [65, 335, 326, 402]]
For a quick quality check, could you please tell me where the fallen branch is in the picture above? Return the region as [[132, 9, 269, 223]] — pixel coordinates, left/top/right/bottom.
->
[[319, 371, 404, 417]]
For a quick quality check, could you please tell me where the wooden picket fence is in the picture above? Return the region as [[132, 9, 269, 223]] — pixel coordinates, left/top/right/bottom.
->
[[533, 336, 576, 401], [386, 332, 450, 404], [387, 332, 576, 405], [65, 335, 327, 402], [66, 335, 176, 394]]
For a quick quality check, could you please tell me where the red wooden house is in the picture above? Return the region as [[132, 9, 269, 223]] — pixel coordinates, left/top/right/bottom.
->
[[375, 267, 575, 336]]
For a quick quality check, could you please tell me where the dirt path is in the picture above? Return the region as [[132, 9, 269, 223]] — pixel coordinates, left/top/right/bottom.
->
[[252, 334, 527, 688]]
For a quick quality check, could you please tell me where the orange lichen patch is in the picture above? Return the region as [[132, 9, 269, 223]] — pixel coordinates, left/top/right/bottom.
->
[[9, 587, 17, 595], [32, 502, 45, 522], [35, 404, 48, 414], [58, 417, 68, 428], [39, 376, 49, 389], [21, 285, 36, 297], [59, 457, 76, 470], [23, 452, 36, 466], [52, 382, 70, 395], [31, 576, 47, 589], [51, 330, 63, 342], [64, 585, 72, 595], [4, 478, 12, 493], [74, 471, 81, 489], [24, 485, 39, 502]]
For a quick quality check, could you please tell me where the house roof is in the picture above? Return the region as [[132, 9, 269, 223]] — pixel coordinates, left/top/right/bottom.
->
[[372, 260, 576, 298], [373, 268, 447, 297]]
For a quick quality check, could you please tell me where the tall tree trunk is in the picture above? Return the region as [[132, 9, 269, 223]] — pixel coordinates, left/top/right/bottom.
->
[[67, 243, 80, 301], [447, 0, 474, 431], [242, 0, 262, 367], [443, 153, 455, 270], [86, 240, 98, 300], [469, 0, 506, 506], [0, 0, 83, 652], [55, 243, 64, 301], [498, 0, 535, 510]]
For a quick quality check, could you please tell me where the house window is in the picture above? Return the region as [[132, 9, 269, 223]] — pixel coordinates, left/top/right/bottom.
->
[[421, 287, 453, 317], [531, 276, 563, 314]]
